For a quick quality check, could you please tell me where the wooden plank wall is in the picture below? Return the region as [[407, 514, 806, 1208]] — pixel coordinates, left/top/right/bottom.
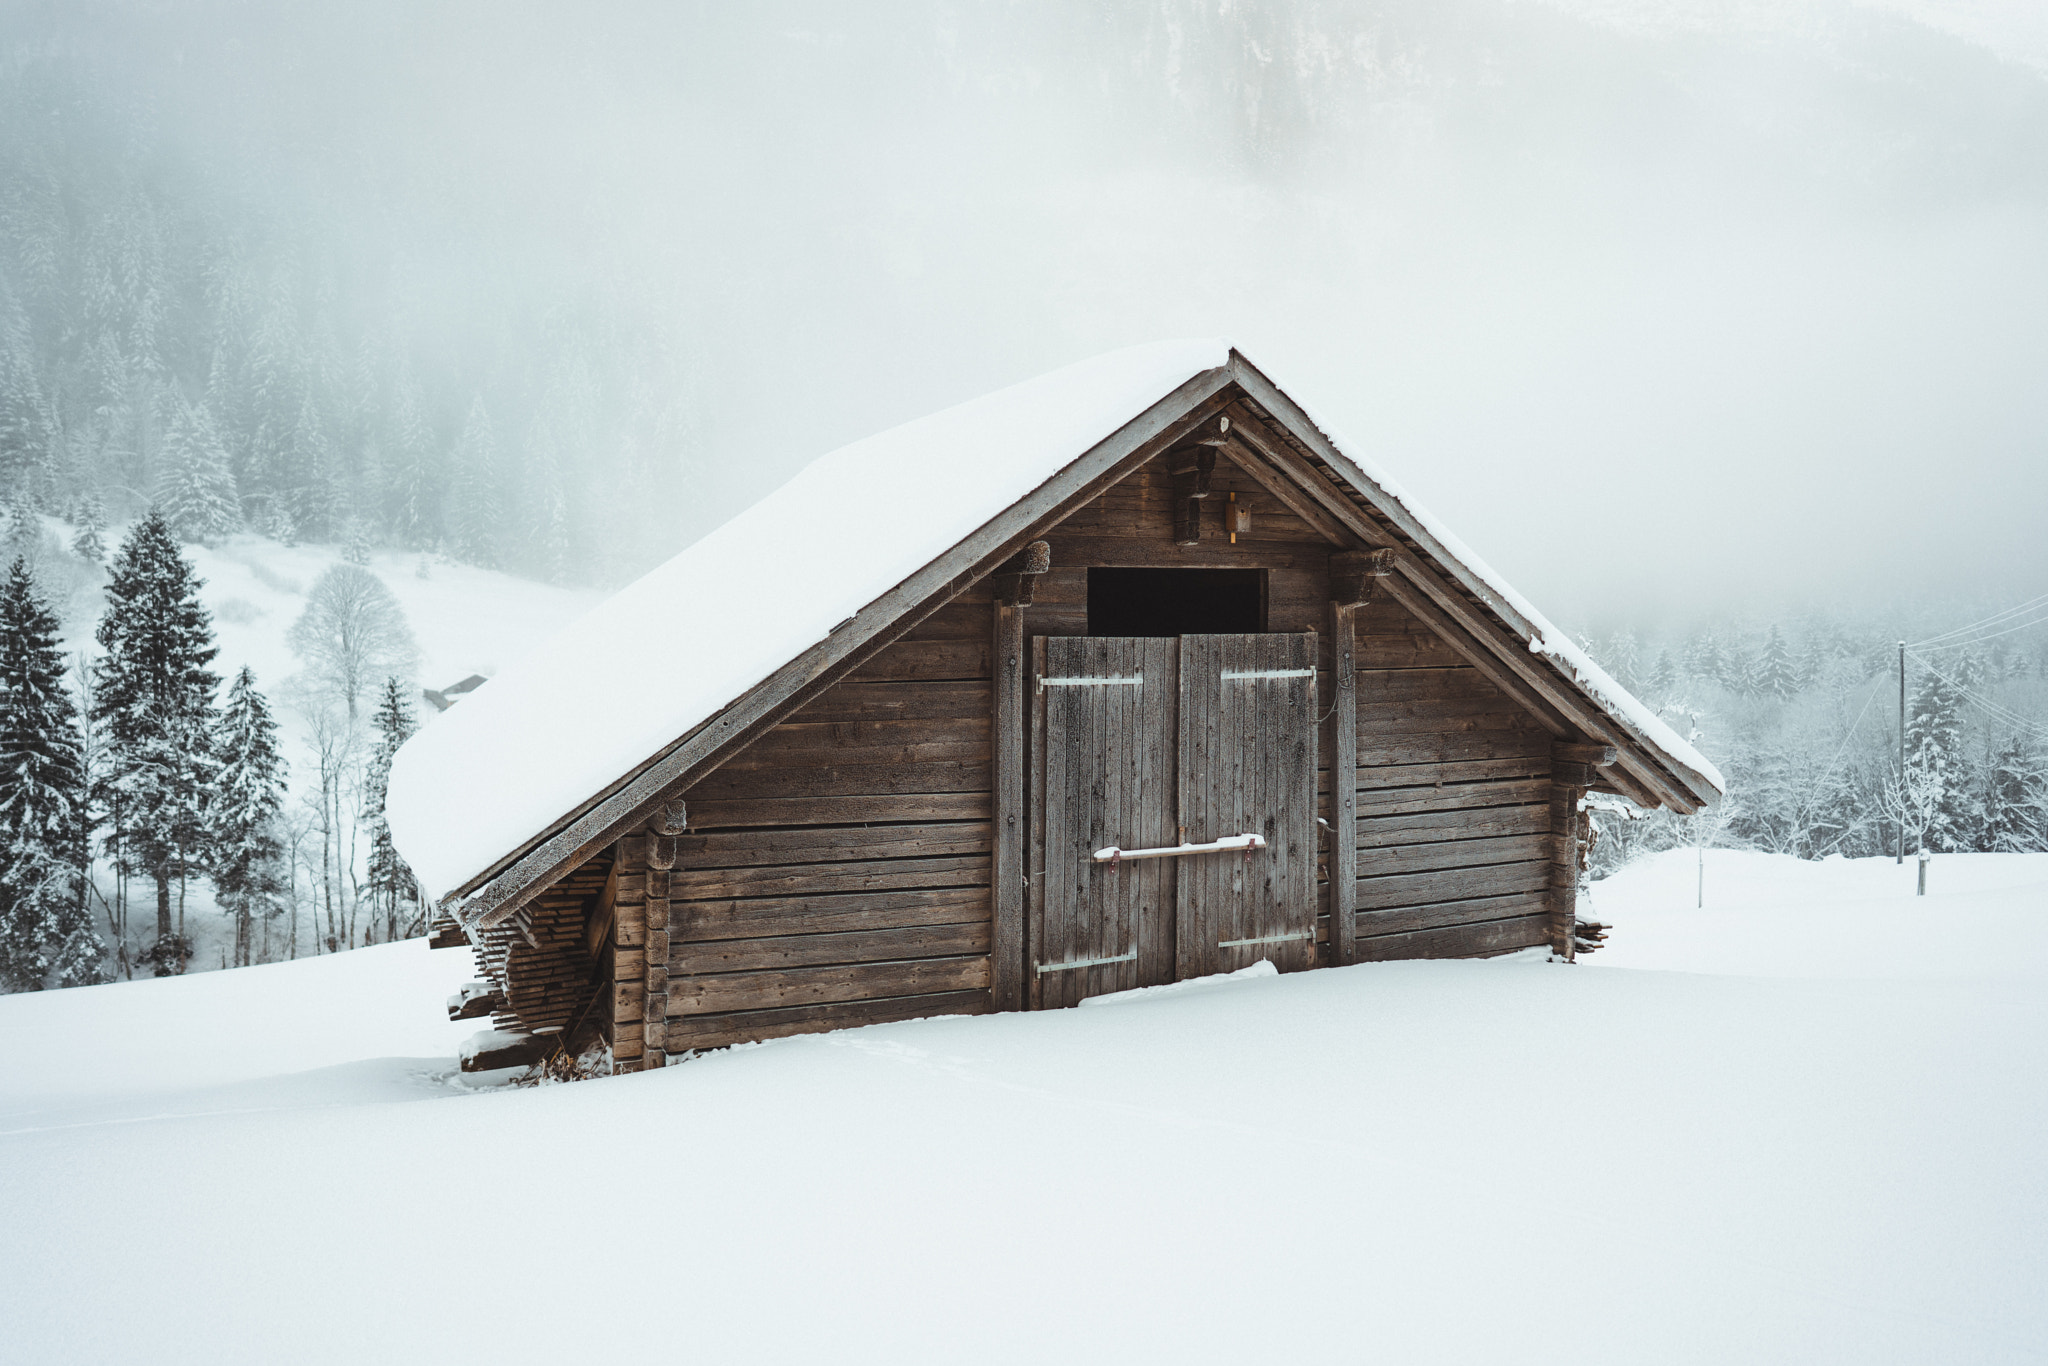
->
[[602, 445, 1555, 1065], [1348, 600, 1556, 959], [614, 582, 1002, 1066]]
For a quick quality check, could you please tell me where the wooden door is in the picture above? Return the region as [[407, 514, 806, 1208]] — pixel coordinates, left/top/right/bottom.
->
[[1028, 636, 1178, 1008], [1175, 633, 1319, 978]]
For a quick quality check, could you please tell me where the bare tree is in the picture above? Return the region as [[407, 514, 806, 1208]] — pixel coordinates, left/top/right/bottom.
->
[[286, 565, 419, 722]]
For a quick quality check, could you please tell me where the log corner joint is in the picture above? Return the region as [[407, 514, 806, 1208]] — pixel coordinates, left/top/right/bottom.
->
[[1328, 547, 1397, 607], [990, 540, 1052, 607]]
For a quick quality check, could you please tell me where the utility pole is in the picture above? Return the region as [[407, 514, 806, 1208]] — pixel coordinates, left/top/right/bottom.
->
[[1896, 640, 1906, 865]]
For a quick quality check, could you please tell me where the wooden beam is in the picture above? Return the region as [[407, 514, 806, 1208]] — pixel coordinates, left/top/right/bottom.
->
[[1326, 599, 1358, 967], [990, 594, 1027, 1012], [1230, 412, 1697, 812], [990, 540, 1050, 608], [453, 365, 1240, 931], [1329, 548, 1398, 607], [1217, 437, 1352, 545]]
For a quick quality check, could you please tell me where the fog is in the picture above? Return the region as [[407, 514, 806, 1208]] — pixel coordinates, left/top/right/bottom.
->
[[6, 0, 2046, 632]]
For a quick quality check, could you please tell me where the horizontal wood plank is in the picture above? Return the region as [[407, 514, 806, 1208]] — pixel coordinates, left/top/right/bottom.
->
[[660, 989, 993, 1053], [666, 956, 992, 1015], [787, 681, 992, 725], [1356, 804, 1551, 847], [1354, 891, 1550, 939], [686, 761, 991, 801], [671, 854, 991, 901], [1355, 758, 1552, 791], [1352, 914, 1549, 962], [1358, 834, 1549, 878], [675, 821, 992, 869], [846, 639, 991, 682], [672, 921, 991, 973], [1355, 731, 1549, 767], [1353, 860, 1552, 911], [682, 792, 991, 829], [673, 886, 990, 941], [1353, 776, 1553, 815]]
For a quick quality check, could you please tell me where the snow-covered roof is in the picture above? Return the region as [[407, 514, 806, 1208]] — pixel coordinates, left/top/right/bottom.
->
[[388, 338, 1721, 907], [387, 339, 1231, 901]]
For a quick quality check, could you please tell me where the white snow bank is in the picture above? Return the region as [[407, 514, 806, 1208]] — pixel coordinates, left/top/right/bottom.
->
[[0, 938, 479, 1112], [1077, 958, 1277, 1006], [5, 856, 2048, 1363], [1589, 847, 2048, 979], [387, 339, 1229, 901]]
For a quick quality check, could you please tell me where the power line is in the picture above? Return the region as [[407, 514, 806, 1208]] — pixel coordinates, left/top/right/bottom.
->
[[1909, 592, 2048, 650], [1907, 651, 2048, 741]]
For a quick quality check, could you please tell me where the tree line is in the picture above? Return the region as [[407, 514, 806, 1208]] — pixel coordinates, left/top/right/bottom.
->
[[1583, 618, 2048, 875], [0, 513, 422, 990], [0, 49, 690, 590]]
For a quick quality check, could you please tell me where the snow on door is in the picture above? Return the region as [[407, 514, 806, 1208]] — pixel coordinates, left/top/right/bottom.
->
[[1175, 633, 1319, 978], [1028, 636, 1178, 1009], [1028, 632, 1318, 1006]]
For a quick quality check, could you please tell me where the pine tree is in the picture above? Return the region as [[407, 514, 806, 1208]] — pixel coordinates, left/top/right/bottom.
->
[[70, 494, 107, 565], [1754, 626, 1798, 700], [156, 401, 241, 545], [211, 667, 288, 967], [91, 512, 220, 973], [388, 374, 438, 550], [1982, 735, 2047, 853], [1648, 650, 1677, 695], [362, 676, 419, 943], [0, 558, 102, 990], [450, 396, 501, 569], [1901, 665, 1969, 852]]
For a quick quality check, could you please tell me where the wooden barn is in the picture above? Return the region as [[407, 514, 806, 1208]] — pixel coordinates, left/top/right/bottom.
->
[[385, 340, 1722, 1074]]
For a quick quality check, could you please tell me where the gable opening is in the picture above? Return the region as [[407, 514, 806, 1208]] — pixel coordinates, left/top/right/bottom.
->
[[1086, 567, 1265, 637]]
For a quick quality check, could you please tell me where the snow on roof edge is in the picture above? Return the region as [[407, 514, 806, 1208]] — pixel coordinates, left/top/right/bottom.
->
[[387, 339, 1232, 903], [1230, 349, 1725, 799]]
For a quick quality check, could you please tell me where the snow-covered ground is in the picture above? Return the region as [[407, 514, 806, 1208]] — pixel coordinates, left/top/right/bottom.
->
[[3, 848, 2045, 1364]]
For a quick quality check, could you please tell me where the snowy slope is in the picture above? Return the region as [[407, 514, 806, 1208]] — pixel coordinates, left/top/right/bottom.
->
[[3, 851, 2045, 1364]]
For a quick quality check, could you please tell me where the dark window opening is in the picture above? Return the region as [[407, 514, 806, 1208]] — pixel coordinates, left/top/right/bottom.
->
[[1086, 568, 1265, 637]]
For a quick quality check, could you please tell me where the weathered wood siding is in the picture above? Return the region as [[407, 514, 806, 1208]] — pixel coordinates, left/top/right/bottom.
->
[[1347, 600, 1555, 959], [602, 441, 1557, 1066], [609, 583, 999, 1069]]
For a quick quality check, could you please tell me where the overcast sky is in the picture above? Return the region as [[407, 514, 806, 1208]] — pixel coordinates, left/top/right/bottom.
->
[[32, 0, 2048, 632]]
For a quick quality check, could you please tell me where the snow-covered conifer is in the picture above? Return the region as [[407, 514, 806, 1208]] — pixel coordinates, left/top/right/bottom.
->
[[1901, 665, 1969, 852], [211, 667, 288, 966], [362, 676, 420, 942], [70, 495, 108, 564], [92, 512, 220, 972], [1981, 735, 2046, 854], [450, 396, 501, 569], [0, 558, 102, 989], [1754, 626, 1797, 700], [156, 401, 241, 545]]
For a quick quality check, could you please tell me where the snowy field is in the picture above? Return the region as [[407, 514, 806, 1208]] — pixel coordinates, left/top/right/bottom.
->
[[3, 848, 2045, 1364]]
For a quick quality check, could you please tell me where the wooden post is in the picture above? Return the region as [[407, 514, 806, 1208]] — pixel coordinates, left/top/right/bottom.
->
[[1548, 741, 1618, 961], [1322, 547, 1390, 967], [989, 541, 1048, 1012], [610, 835, 649, 1071], [643, 829, 675, 1066], [1326, 599, 1357, 966]]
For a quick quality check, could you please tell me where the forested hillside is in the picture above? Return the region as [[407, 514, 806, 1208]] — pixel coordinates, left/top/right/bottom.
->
[[0, 44, 692, 587], [1580, 611, 2048, 872]]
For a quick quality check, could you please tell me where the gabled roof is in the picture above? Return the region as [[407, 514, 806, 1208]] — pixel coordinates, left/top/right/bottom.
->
[[388, 340, 1721, 925]]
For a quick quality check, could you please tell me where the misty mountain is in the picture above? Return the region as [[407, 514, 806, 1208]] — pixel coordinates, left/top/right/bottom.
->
[[1, 0, 2043, 615]]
